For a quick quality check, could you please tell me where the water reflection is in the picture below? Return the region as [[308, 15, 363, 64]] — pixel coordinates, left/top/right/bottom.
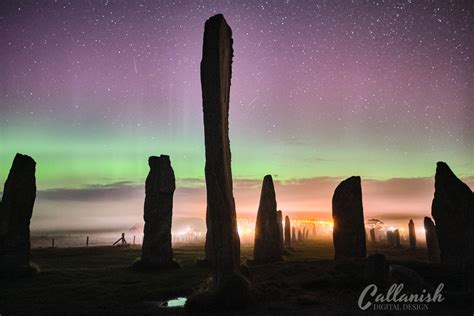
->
[[160, 297, 187, 308]]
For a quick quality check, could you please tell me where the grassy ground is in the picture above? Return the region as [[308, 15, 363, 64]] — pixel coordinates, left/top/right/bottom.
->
[[1, 241, 472, 315]]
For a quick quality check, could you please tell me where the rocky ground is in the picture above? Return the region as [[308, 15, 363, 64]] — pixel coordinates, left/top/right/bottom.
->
[[1, 241, 472, 315]]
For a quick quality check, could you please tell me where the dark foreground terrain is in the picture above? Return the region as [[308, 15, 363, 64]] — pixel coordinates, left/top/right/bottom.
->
[[1, 241, 472, 315]]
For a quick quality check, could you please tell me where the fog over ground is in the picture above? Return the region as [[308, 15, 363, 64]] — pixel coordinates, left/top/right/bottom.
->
[[11, 175, 472, 234]]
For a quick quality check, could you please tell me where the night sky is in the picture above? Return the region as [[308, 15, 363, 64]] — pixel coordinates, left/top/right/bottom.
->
[[0, 1, 472, 233]]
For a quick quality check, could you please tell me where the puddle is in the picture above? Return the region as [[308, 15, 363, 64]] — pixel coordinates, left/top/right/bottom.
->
[[145, 297, 187, 309], [159, 297, 187, 308]]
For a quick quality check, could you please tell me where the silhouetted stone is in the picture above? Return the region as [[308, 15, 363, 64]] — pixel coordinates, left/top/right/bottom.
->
[[297, 229, 302, 242], [133, 155, 179, 270], [0, 201, 2, 251], [201, 14, 242, 290], [305, 230, 309, 239], [292, 226, 296, 242], [203, 209, 212, 265], [365, 254, 388, 287], [387, 231, 395, 246], [369, 228, 376, 243], [254, 175, 282, 263], [393, 229, 401, 247], [389, 264, 424, 288], [332, 176, 366, 259], [424, 217, 441, 263], [408, 219, 416, 249], [0, 153, 37, 276], [431, 162, 474, 264], [276, 210, 284, 253], [186, 272, 251, 311], [284, 215, 291, 248]]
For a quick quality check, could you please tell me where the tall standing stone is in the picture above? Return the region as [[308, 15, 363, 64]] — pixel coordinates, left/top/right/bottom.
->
[[135, 155, 179, 270], [204, 209, 212, 263], [292, 226, 296, 242], [332, 176, 366, 259], [201, 14, 241, 288], [387, 231, 394, 246], [431, 162, 474, 264], [408, 219, 416, 249], [276, 210, 284, 252], [0, 154, 36, 274], [424, 217, 441, 263], [297, 229, 302, 241], [369, 228, 376, 243], [254, 175, 282, 263], [284, 215, 291, 248], [393, 229, 401, 247]]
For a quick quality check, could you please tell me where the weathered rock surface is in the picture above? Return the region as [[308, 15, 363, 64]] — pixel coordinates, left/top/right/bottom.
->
[[254, 175, 282, 263], [431, 162, 474, 264], [0, 153, 36, 273], [408, 219, 416, 249], [424, 216, 441, 263], [136, 155, 179, 270], [332, 176, 366, 259], [201, 14, 241, 288], [284, 215, 291, 248]]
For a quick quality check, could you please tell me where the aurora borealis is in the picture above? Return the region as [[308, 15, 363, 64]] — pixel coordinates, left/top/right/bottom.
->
[[0, 1, 472, 233]]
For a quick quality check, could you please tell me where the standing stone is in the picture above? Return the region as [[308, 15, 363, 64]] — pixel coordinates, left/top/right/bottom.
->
[[424, 217, 441, 263], [393, 229, 401, 247], [305, 230, 309, 239], [312, 224, 316, 238], [201, 14, 241, 288], [332, 176, 366, 259], [0, 154, 36, 274], [365, 254, 388, 287], [135, 155, 179, 270], [431, 162, 474, 264], [292, 226, 296, 242], [284, 215, 291, 248], [389, 264, 425, 288], [0, 201, 3, 252], [204, 209, 212, 264], [276, 210, 284, 253], [302, 227, 306, 240], [387, 231, 395, 246], [369, 228, 376, 243], [254, 175, 282, 263], [297, 229, 302, 242], [408, 219, 416, 249]]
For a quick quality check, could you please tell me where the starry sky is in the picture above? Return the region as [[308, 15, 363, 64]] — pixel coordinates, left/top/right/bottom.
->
[[0, 1, 472, 233]]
